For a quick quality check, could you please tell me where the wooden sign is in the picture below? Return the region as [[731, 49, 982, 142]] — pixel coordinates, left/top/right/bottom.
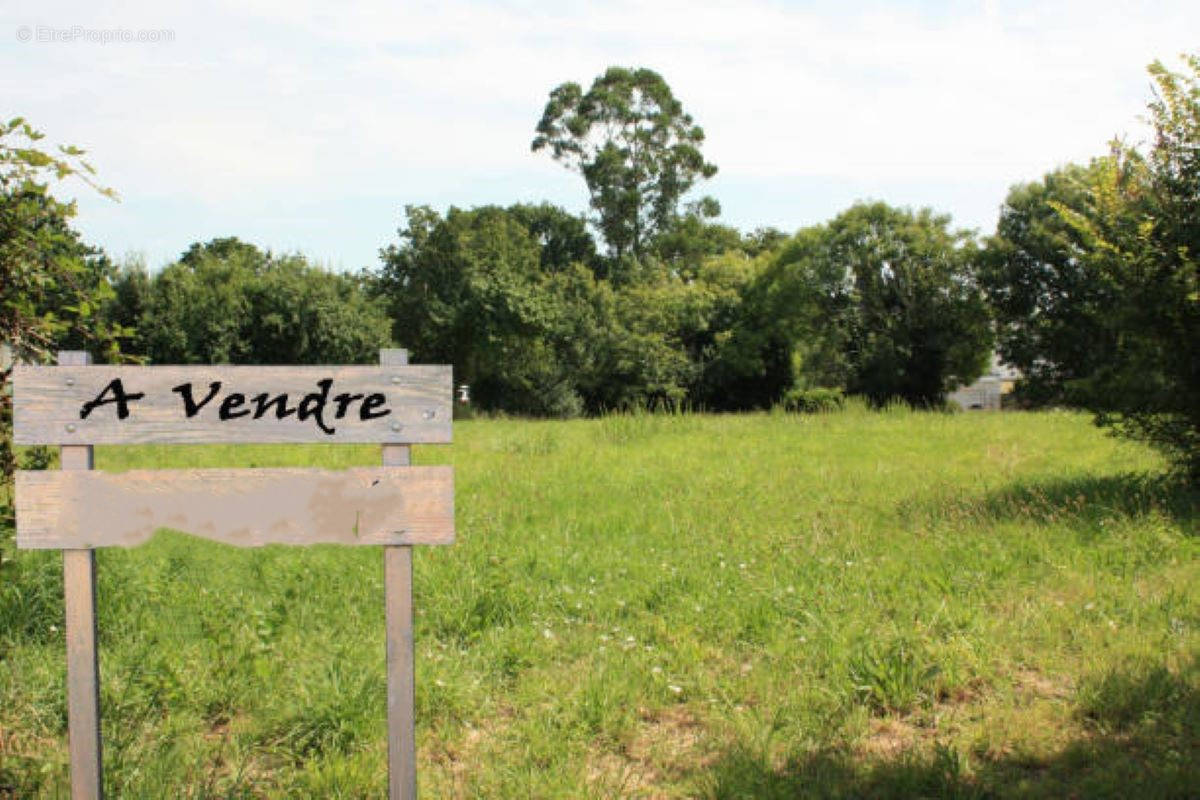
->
[[13, 364, 452, 444], [13, 350, 448, 800], [16, 466, 454, 549]]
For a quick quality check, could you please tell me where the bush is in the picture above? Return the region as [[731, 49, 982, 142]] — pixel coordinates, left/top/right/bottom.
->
[[780, 386, 845, 414], [112, 239, 393, 366]]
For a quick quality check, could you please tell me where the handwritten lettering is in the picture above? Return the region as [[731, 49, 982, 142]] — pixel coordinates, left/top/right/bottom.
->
[[360, 393, 390, 420], [218, 392, 249, 420], [79, 378, 398, 435], [296, 379, 336, 435], [80, 379, 145, 420], [172, 382, 223, 417], [251, 391, 297, 420]]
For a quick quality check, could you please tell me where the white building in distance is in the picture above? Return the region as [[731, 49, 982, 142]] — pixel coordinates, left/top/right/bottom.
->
[[948, 355, 1021, 410]]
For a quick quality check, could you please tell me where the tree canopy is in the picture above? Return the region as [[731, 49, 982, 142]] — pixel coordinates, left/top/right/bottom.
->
[[981, 55, 1199, 477], [376, 204, 592, 415], [5, 53, 1196, 480], [111, 238, 393, 366], [1, 118, 128, 553], [750, 203, 993, 408], [532, 67, 717, 263], [979, 161, 1117, 405]]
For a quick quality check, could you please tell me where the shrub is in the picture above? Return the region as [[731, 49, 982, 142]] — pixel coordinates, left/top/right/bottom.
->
[[780, 386, 845, 414]]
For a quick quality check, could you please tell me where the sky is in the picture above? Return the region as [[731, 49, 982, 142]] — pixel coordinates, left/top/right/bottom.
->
[[3, 1, 1197, 272]]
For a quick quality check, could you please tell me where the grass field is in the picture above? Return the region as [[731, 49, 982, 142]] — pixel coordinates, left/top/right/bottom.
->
[[1, 407, 1197, 798]]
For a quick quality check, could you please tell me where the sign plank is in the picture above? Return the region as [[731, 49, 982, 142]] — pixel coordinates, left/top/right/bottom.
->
[[16, 466, 454, 549], [13, 365, 452, 445]]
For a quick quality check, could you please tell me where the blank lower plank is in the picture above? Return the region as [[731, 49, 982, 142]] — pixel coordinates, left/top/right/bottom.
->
[[16, 467, 454, 549], [13, 364, 452, 445]]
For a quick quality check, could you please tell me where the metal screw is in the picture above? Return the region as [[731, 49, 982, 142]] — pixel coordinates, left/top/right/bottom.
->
[[390, 421, 402, 432], [66, 423, 77, 433]]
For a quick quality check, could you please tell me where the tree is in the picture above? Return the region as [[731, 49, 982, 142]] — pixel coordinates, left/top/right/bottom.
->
[[374, 202, 771, 415], [650, 211, 745, 278], [981, 54, 1199, 478], [829, 204, 992, 406], [117, 238, 393, 365], [755, 204, 992, 408], [700, 227, 837, 410], [377, 205, 589, 415], [532, 67, 718, 263], [505, 202, 599, 275], [979, 162, 1115, 405], [1, 118, 128, 553]]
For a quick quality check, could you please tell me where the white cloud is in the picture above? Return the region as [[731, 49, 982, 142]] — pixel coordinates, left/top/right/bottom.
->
[[2, 0, 1196, 267]]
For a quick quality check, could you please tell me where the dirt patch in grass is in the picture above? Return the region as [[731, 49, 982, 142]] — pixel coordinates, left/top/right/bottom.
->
[[0, 723, 60, 761], [588, 706, 715, 798], [423, 720, 500, 796], [855, 678, 992, 761], [1013, 668, 1072, 702], [858, 716, 922, 760]]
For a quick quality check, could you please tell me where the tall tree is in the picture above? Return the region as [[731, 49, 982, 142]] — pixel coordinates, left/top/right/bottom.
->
[[532, 67, 717, 264]]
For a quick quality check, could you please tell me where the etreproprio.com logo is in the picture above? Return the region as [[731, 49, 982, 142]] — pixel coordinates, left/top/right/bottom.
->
[[16, 25, 175, 44]]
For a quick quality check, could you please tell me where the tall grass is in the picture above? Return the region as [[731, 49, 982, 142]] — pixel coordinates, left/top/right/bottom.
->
[[1, 408, 1196, 797]]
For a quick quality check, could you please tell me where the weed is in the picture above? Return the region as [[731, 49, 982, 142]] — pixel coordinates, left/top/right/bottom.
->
[[849, 639, 942, 715]]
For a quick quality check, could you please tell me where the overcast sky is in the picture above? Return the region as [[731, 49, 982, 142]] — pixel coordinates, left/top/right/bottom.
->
[[3, 1, 1197, 272]]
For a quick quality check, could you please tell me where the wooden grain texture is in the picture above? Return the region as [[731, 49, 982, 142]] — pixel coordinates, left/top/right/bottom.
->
[[13, 364, 452, 444], [381, 348, 417, 800], [63, 550, 102, 800], [15, 467, 455, 549], [385, 545, 416, 800], [59, 352, 104, 800]]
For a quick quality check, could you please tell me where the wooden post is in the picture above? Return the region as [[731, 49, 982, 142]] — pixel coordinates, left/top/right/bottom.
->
[[381, 348, 416, 799], [59, 351, 103, 799]]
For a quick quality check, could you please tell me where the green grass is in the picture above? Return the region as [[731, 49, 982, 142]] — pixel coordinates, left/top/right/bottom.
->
[[1, 406, 1197, 797]]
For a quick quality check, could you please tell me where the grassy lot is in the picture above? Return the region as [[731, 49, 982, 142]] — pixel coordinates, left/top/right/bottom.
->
[[1, 406, 1197, 797]]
